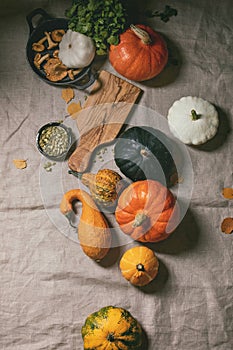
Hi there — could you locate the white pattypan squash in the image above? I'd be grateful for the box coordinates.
[58,29,96,68]
[167,96,219,145]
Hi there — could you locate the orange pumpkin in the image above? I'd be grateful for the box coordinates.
[115,180,179,243]
[120,246,159,286]
[109,24,168,81]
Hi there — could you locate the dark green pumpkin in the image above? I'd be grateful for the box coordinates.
[114,126,177,186]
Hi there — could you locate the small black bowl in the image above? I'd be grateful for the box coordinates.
[36,122,73,161]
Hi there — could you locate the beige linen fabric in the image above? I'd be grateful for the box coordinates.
[0,0,232,349]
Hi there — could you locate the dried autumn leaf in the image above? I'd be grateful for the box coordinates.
[221,217,233,234]
[61,87,75,104]
[170,173,184,186]
[13,159,27,169]
[67,101,82,119]
[222,187,233,200]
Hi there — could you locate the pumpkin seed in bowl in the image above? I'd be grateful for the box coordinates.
[36,122,72,161]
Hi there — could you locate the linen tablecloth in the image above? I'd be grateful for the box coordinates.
[0,0,232,349]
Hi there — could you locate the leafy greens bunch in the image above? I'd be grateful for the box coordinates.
[65,0,127,55]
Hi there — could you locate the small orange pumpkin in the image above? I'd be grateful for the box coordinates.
[120,246,159,286]
[115,180,179,243]
[109,24,168,81]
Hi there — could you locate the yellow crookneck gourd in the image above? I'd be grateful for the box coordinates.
[60,189,111,261]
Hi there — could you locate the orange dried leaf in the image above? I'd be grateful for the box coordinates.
[222,187,233,200]
[221,217,233,234]
[170,173,183,186]
[67,101,82,119]
[13,159,27,169]
[61,87,74,104]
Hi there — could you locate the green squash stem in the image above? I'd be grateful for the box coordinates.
[191,109,200,121]
[130,24,152,45]
[132,212,148,227]
[107,333,115,342]
[68,169,83,179]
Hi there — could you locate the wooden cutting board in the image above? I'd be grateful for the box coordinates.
[68,70,142,172]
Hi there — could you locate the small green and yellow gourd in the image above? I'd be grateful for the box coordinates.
[82,305,143,350]
[69,168,122,207]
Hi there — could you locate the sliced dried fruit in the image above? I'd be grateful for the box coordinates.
[53,50,59,58]
[13,159,27,169]
[222,188,233,200]
[51,29,65,42]
[67,101,82,119]
[61,87,75,104]
[44,58,68,82]
[221,217,233,234]
[67,69,81,80]
[32,36,47,52]
[44,31,58,49]
[33,53,50,69]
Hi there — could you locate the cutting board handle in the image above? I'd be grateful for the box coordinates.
[68,70,142,173]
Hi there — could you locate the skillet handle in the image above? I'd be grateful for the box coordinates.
[26,8,53,34]
[70,67,96,90]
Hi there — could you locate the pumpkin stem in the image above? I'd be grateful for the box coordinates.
[191,109,200,121]
[132,212,148,227]
[68,169,82,179]
[130,24,152,45]
[107,333,115,342]
[140,148,150,157]
[136,263,145,271]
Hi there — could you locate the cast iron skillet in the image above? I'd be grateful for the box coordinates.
[26,8,96,89]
